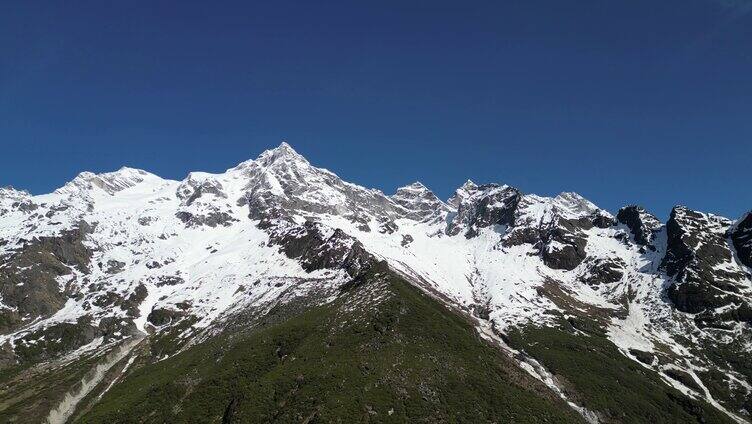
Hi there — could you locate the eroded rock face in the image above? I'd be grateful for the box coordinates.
[176,173,227,206]
[235,143,400,226]
[82,282,147,320]
[731,212,752,269]
[447,182,521,237]
[663,207,751,315]
[267,221,379,277]
[0,224,92,333]
[540,218,590,271]
[580,257,626,286]
[11,315,137,365]
[175,210,237,228]
[498,193,612,271]
[617,205,661,247]
[147,307,187,327]
[0,187,35,218]
[391,182,448,223]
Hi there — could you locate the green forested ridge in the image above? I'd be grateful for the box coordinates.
[0,349,104,422]
[78,273,583,423]
[2,270,741,423]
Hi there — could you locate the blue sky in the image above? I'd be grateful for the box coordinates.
[1,0,750,219]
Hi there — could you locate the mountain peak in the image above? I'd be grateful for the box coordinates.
[393,181,440,201]
[392,181,449,222]
[448,179,481,208]
[256,141,308,166]
[552,191,604,217]
[460,179,477,190]
[229,141,309,173]
[55,167,155,196]
[398,181,428,192]
[272,141,298,156]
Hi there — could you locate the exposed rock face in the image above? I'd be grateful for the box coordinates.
[102,259,125,274]
[174,174,237,228]
[540,218,591,271]
[391,182,448,223]
[235,143,399,224]
[176,173,227,206]
[500,193,612,271]
[266,221,378,277]
[0,224,92,333]
[731,212,752,269]
[0,187,35,217]
[175,210,237,228]
[617,205,662,246]
[447,182,520,237]
[83,282,148,320]
[147,307,187,327]
[447,186,615,270]
[663,207,751,315]
[580,257,626,286]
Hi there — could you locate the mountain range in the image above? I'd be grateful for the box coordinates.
[1,142,750,423]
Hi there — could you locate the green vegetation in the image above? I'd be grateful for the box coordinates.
[13,320,97,364]
[694,338,752,413]
[507,323,734,424]
[79,273,583,423]
[0,351,102,423]
[147,315,199,359]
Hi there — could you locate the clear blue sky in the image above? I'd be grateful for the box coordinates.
[1,0,750,219]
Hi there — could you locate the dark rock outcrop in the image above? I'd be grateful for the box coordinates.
[147,307,187,327]
[0,224,92,333]
[731,212,752,269]
[663,207,750,315]
[541,218,590,271]
[447,183,521,237]
[617,205,661,246]
[176,210,237,228]
[629,348,655,365]
[499,193,611,271]
[580,257,625,286]
[176,174,227,206]
[13,318,99,364]
[267,221,378,277]
[392,182,449,223]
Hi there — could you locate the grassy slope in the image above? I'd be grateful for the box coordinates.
[695,338,752,413]
[0,351,102,422]
[507,324,735,424]
[79,273,583,423]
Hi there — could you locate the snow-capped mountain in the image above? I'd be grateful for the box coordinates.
[1,142,750,423]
